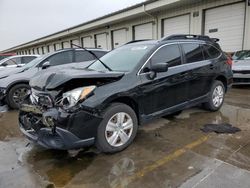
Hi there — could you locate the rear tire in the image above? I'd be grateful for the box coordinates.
[6,84,30,109]
[203,80,225,111]
[96,103,138,153]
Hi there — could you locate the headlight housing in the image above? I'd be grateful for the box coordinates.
[61,86,96,109]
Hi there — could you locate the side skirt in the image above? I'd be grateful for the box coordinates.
[140,94,209,124]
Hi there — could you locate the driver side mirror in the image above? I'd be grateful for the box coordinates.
[42,61,50,69]
[150,63,169,73]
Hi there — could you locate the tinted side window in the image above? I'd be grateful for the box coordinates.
[93,51,107,58]
[75,51,95,62]
[182,43,204,63]
[203,44,221,60]
[22,56,36,64]
[2,57,22,66]
[46,51,73,66]
[151,44,181,67]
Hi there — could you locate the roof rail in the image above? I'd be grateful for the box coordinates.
[125,39,152,44]
[161,34,219,43]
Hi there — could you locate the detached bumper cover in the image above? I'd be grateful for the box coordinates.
[19,123,95,150]
[19,104,102,150]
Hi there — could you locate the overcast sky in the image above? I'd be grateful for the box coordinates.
[0,0,145,51]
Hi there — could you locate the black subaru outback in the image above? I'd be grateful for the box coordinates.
[19,35,233,153]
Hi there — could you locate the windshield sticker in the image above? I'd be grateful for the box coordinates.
[131,46,148,51]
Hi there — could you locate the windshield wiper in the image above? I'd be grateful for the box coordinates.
[70,43,112,71]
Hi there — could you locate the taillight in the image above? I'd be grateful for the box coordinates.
[226,57,232,68]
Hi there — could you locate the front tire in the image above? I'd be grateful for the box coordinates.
[96,103,138,153]
[6,84,30,109]
[203,80,225,111]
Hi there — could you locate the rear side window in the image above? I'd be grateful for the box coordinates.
[46,50,73,66]
[151,44,182,67]
[2,57,22,66]
[75,51,95,62]
[93,51,107,58]
[203,44,221,60]
[22,56,36,64]
[182,43,204,63]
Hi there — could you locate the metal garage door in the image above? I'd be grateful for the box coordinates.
[81,36,93,48]
[163,14,190,37]
[95,33,108,49]
[42,46,46,54]
[62,41,70,49]
[54,43,61,51]
[38,47,43,54]
[49,45,54,52]
[112,29,127,48]
[205,3,245,52]
[71,39,80,48]
[134,23,153,40]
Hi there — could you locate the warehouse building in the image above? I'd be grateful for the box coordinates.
[2,0,250,54]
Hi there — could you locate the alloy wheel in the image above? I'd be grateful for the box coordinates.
[105,112,134,147]
[12,87,29,105]
[212,85,224,107]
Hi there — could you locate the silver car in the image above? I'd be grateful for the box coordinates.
[0,55,39,68]
[232,50,250,85]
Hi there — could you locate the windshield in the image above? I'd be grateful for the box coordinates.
[88,44,154,72]
[232,50,250,60]
[22,55,44,69]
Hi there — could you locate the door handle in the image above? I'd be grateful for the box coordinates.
[210,64,215,69]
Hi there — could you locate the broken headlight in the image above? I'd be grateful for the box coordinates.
[61,86,96,109]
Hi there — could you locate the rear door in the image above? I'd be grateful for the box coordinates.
[180,43,214,100]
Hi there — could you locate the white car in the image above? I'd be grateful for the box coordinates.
[0,55,39,68]
[232,50,250,85]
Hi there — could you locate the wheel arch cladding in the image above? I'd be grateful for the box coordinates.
[215,75,227,92]
[7,81,30,93]
[109,96,141,125]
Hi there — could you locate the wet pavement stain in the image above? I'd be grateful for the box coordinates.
[1,87,250,187]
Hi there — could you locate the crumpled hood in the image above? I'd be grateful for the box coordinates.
[30,67,125,90]
[0,67,24,79]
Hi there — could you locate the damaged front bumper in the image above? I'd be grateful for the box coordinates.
[19,104,102,150]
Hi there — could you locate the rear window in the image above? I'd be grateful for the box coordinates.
[46,50,73,66]
[202,44,221,60]
[93,51,107,58]
[182,43,204,63]
[22,56,37,64]
[75,51,95,62]
[2,57,22,66]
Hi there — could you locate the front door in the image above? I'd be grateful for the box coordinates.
[138,44,189,116]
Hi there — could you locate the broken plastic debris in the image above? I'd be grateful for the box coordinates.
[201,123,241,134]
